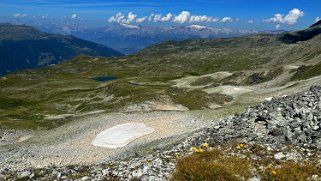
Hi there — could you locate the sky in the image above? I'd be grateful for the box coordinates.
[0,0,320,30]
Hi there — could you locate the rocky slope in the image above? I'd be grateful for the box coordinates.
[2,85,321,180]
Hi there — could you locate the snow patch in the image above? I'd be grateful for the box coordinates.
[188,25,209,30]
[92,123,154,148]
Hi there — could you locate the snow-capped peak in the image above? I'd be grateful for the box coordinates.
[188,25,210,30]
[119,23,140,29]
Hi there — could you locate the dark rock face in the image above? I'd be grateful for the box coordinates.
[279,21,321,43]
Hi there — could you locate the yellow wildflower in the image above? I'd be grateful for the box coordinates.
[271,170,277,175]
[267,164,273,169]
[202,143,208,148]
[197,148,203,153]
[191,147,198,152]
[236,143,247,149]
[175,154,179,159]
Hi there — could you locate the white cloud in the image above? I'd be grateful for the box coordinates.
[266,8,304,25]
[221,17,233,23]
[13,13,27,18]
[148,14,154,21]
[316,17,321,22]
[161,13,173,22]
[108,12,125,23]
[147,13,173,22]
[248,20,254,24]
[153,14,162,22]
[108,11,237,24]
[127,12,137,23]
[136,16,147,23]
[173,11,225,23]
[108,12,138,24]
[173,11,191,23]
[190,15,218,23]
[71,14,80,19]
[284,8,305,24]
[275,24,281,29]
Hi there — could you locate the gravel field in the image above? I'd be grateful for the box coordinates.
[0,111,211,170]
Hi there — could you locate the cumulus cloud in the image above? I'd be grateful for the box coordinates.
[108,11,237,24]
[127,12,137,23]
[108,12,124,23]
[173,11,191,23]
[190,15,218,23]
[71,14,80,19]
[248,20,254,24]
[316,17,321,22]
[147,13,173,22]
[152,14,162,22]
[108,12,138,24]
[266,8,304,25]
[221,17,234,23]
[161,13,173,22]
[13,13,27,18]
[173,11,223,23]
[148,14,154,21]
[275,24,281,29]
[136,16,147,23]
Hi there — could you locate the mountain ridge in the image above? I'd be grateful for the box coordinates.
[0,23,124,75]
[29,22,259,54]
[279,20,321,43]
[0,21,321,130]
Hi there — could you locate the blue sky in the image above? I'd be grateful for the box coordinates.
[0,0,320,30]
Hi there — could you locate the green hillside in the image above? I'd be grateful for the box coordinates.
[0,22,321,129]
[0,23,124,75]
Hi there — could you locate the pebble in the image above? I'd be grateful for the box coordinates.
[274,152,286,160]
[81,176,91,181]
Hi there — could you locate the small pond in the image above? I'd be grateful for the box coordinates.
[91,76,118,82]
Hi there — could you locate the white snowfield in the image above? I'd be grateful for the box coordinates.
[92,123,155,148]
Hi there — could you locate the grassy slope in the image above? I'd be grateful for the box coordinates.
[1,28,321,129]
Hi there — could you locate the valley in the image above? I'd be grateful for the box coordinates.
[1,22,321,130]
[1,21,321,180]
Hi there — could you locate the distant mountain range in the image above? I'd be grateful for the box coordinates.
[31,22,261,54]
[0,23,123,75]
[0,20,320,130]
